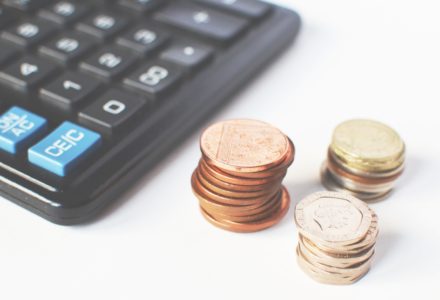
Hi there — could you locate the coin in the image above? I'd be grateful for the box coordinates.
[192,119,295,233]
[200,119,290,173]
[330,119,405,172]
[200,187,291,233]
[320,164,392,202]
[294,191,378,285]
[294,191,373,245]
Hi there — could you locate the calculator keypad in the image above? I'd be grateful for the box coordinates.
[0,0,245,177]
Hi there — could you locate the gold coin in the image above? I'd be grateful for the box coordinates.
[330,119,405,172]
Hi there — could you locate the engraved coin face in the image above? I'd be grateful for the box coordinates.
[330,119,404,171]
[295,192,373,244]
[200,119,289,172]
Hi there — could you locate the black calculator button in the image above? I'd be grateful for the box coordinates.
[124,60,182,99]
[3,0,51,12]
[155,2,248,42]
[80,46,137,80]
[117,0,162,13]
[78,88,146,136]
[0,42,18,66]
[0,7,18,29]
[38,1,91,26]
[1,18,58,48]
[116,24,169,56]
[194,0,271,19]
[0,56,58,92]
[161,41,213,71]
[76,12,129,40]
[39,32,96,65]
[40,72,102,113]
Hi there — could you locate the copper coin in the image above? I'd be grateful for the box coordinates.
[196,189,281,217]
[206,194,283,223]
[191,171,278,206]
[327,150,404,184]
[200,119,291,173]
[212,138,295,179]
[201,158,287,186]
[199,186,291,233]
[199,159,284,192]
[196,168,281,199]
[320,164,392,202]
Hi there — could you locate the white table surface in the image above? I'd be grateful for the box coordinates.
[1,1,439,299]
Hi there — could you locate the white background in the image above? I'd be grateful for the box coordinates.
[1,0,440,299]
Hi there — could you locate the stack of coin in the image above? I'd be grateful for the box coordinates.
[294,192,379,285]
[321,119,405,201]
[191,119,295,233]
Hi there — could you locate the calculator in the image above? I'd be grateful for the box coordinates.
[0,0,301,224]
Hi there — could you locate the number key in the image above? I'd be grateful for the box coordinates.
[116,24,169,56]
[80,46,137,80]
[39,1,91,26]
[1,18,58,48]
[40,72,102,113]
[79,88,146,136]
[76,12,129,40]
[123,60,182,99]
[39,32,96,65]
[0,56,58,92]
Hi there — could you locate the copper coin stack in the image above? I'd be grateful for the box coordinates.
[294,192,379,285]
[321,119,406,201]
[191,119,295,233]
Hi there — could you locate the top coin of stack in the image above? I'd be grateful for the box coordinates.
[191,119,295,233]
[321,119,405,201]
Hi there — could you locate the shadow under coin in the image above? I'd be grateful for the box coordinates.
[373,231,402,267]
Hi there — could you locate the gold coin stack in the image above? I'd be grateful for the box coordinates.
[321,119,405,201]
[191,119,295,233]
[294,192,379,285]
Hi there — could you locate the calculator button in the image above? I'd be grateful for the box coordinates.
[80,46,137,80]
[155,2,248,42]
[117,0,162,13]
[79,88,146,136]
[0,42,18,66]
[194,0,271,19]
[0,7,18,29]
[40,72,102,113]
[76,12,129,40]
[0,56,58,92]
[28,121,102,177]
[123,60,182,99]
[39,32,96,65]
[3,0,51,12]
[161,41,213,70]
[116,24,169,56]
[0,106,47,154]
[1,18,58,48]
[38,1,91,26]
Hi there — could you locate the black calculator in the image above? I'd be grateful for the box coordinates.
[0,0,301,224]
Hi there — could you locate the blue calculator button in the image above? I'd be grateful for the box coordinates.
[0,106,47,154]
[28,121,101,177]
